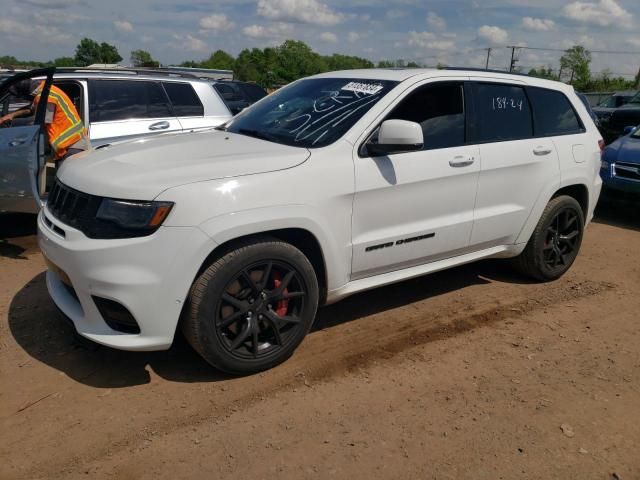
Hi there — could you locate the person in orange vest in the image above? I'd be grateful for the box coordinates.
[0,79,90,162]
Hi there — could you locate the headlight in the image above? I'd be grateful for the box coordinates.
[96,199,173,230]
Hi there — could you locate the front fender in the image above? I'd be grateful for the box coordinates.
[197,205,350,292]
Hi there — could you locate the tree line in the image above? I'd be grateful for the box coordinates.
[1,37,638,92]
[527,45,639,91]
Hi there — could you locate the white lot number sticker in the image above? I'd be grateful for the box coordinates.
[341,81,384,95]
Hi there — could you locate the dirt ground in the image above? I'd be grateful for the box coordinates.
[0,194,639,480]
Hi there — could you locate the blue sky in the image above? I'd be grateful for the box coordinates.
[1,0,639,77]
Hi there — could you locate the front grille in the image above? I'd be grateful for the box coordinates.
[47,180,102,233]
[614,162,640,182]
[46,180,158,239]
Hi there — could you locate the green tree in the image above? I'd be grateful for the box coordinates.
[130,49,158,67]
[201,50,235,70]
[527,66,555,80]
[377,60,394,68]
[323,53,373,70]
[74,38,122,66]
[272,40,326,83]
[53,57,76,67]
[560,45,591,90]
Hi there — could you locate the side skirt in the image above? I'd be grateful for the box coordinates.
[325,244,524,305]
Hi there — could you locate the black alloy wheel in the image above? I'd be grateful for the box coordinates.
[215,260,307,360]
[182,239,319,374]
[513,195,585,281]
[542,207,581,269]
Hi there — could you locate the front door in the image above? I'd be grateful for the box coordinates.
[0,68,53,213]
[351,80,480,279]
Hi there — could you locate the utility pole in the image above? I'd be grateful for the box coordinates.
[506,46,520,72]
[635,64,640,89]
[558,65,563,82]
[484,47,492,70]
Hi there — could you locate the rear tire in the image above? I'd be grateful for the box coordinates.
[182,238,319,375]
[513,195,584,281]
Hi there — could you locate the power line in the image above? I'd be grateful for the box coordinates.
[507,46,640,55]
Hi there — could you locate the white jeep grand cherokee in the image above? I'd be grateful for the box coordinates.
[38,69,603,374]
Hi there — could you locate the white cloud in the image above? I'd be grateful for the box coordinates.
[257,0,342,26]
[199,13,235,31]
[386,9,406,19]
[0,17,72,44]
[114,19,133,33]
[242,22,293,39]
[426,12,446,30]
[522,16,555,31]
[477,25,508,44]
[348,31,367,42]
[172,34,207,52]
[626,38,640,47]
[320,31,337,43]
[563,0,632,28]
[408,31,456,51]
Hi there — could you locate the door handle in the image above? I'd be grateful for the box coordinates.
[449,155,475,167]
[148,121,170,131]
[8,137,28,147]
[533,146,552,156]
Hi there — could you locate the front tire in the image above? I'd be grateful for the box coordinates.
[513,195,585,281]
[182,239,319,375]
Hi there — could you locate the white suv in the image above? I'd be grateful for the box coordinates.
[38,69,603,374]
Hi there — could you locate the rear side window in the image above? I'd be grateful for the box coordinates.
[88,80,172,122]
[527,87,584,136]
[473,83,532,142]
[239,83,267,103]
[163,82,204,117]
[386,82,465,150]
[214,83,242,101]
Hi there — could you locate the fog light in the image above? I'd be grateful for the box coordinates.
[92,296,140,334]
[601,160,610,170]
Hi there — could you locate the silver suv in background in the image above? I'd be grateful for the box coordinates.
[0,67,232,213]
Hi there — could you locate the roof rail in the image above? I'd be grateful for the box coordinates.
[443,67,532,78]
[54,67,200,79]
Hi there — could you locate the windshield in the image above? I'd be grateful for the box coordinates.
[599,96,617,108]
[224,78,398,148]
[629,92,640,104]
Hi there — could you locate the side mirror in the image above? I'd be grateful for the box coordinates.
[623,125,638,135]
[366,119,423,156]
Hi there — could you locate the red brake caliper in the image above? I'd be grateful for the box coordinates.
[272,271,289,316]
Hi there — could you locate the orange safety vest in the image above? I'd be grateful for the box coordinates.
[33,82,87,160]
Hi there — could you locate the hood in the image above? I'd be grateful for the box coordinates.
[605,134,640,164]
[58,130,310,199]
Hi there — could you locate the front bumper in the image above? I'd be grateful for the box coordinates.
[38,207,216,351]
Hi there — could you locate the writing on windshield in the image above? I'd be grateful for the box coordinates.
[225,78,398,148]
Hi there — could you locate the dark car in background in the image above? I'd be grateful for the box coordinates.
[601,125,640,194]
[211,80,267,114]
[593,90,636,130]
[600,91,640,144]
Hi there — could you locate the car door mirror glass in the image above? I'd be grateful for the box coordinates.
[366,119,423,156]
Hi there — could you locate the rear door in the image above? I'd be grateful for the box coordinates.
[0,68,53,213]
[468,80,559,247]
[87,79,181,146]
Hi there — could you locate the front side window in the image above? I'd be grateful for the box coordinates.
[386,82,465,150]
[527,87,583,136]
[473,83,532,142]
[628,92,640,105]
[223,78,398,148]
[88,80,172,122]
[163,82,203,117]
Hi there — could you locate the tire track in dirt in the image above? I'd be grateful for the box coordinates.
[28,277,614,479]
